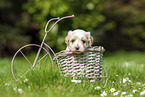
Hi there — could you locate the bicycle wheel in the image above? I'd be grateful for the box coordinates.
[11,44,53,81]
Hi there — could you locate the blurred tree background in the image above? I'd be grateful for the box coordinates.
[0,0,145,57]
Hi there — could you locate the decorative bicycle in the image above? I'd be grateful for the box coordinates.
[11,15,74,81]
[11,15,108,87]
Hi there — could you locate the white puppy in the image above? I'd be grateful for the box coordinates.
[65,29,93,53]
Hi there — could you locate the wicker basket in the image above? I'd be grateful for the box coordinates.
[54,46,107,80]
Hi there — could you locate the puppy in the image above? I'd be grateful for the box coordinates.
[65,29,93,53]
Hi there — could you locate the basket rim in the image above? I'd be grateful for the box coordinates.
[55,46,105,56]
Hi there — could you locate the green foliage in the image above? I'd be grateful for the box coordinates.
[1,0,145,57]
[0,0,31,57]
[23,0,105,51]
[23,0,145,51]
[103,0,145,50]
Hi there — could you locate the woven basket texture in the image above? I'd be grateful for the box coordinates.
[54,46,105,79]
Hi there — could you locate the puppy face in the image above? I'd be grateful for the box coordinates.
[65,29,93,53]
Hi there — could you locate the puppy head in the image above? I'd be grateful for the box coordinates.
[65,29,93,53]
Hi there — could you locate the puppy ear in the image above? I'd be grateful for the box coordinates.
[86,32,93,46]
[89,36,93,46]
[65,30,72,46]
[65,36,69,46]
[68,30,73,35]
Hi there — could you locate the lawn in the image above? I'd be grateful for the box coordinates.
[0,51,145,97]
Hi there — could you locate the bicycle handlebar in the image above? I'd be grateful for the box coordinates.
[45,15,74,33]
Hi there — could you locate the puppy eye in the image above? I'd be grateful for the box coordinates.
[71,39,75,43]
[82,40,86,43]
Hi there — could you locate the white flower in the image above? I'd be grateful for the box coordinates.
[128,80,132,83]
[140,90,145,95]
[13,87,17,91]
[94,86,101,90]
[117,90,120,92]
[140,92,144,95]
[100,91,107,97]
[76,80,81,83]
[18,88,23,94]
[132,90,137,93]
[126,77,129,80]
[112,81,115,84]
[136,82,141,85]
[24,79,28,82]
[71,80,76,83]
[110,88,116,92]
[90,80,95,82]
[127,94,133,97]
[142,84,145,86]
[123,78,127,83]
[113,91,119,96]
[5,83,10,86]
[121,92,127,95]
[71,80,81,83]
[122,78,132,83]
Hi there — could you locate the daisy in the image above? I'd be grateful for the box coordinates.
[127,94,133,97]
[113,91,119,96]
[71,80,81,83]
[112,81,115,84]
[117,90,120,93]
[100,91,107,97]
[136,82,141,85]
[122,78,127,83]
[76,80,81,83]
[94,86,101,90]
[110,88,116,92]
[126,77,129,80]
[24,79,28,83]
[18,88,23,94]
[128,80,132,83]
[13,87,17,91]
[132,90,137,93]
[71,80,77,83]
[142,84,145,86]
[121,92,127,95]
[90,80,95,82]
[5,83,10,86]
[140,90,145,96]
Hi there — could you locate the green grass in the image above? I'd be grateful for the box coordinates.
[0,51,145,97]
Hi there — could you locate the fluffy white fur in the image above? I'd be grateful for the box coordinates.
[65,29,93,53]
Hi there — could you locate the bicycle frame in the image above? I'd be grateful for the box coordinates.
[11,15,74,81]
[32,15,74,68]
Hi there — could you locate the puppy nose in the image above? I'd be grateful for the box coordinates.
[75,46,79,50]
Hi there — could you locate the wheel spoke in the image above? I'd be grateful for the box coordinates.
[16,67,33,81]
[37,53,48,63]
[20,50,32,66]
